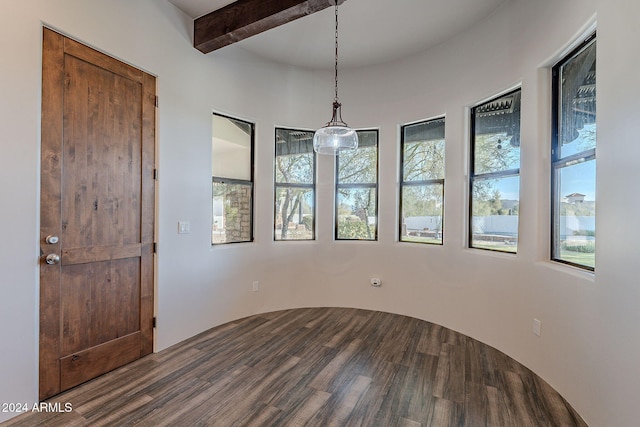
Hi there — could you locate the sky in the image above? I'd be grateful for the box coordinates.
[496,124,596,202]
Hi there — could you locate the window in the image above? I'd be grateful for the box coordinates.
[274,128,316,240]
[552,34,596,270]
[470,89,521,253]
[336,130,379,240]
[211,113,254,244]
[400,118,445,244]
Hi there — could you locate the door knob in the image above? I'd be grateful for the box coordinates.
[45,254,60,265]
[45,235,59,244]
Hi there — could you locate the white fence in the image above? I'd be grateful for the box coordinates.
[471,216,518,236]
[404,216,442,231]
[406,215,595,239]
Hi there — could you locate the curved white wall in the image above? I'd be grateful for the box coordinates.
[1,0,639,425]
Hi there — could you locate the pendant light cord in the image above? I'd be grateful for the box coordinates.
[334,0,339,103]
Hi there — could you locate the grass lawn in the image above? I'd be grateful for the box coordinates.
[401,236,595,268]
[558,249,595,268]
[471,241,517,253]
[402,235,442,244]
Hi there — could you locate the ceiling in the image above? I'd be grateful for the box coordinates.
[168,0,509,69]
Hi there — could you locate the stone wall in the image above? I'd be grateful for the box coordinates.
[224,184,252,242]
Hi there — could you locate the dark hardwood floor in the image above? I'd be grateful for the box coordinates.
[4,307,586,426]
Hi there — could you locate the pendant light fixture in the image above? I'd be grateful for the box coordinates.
[313,0,358,155]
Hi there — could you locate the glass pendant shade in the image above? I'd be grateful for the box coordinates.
[313,126,358,155]
[313,101,358,155]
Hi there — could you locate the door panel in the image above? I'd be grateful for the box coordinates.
[60,259,141,354]
[40,28,155,400]
[62,54,142,248]
[59,332,141,391]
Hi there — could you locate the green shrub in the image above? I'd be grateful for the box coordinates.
[573,229,595,237]
[562,241,595,253]
[302,215,314,231]
[337,217,371,240]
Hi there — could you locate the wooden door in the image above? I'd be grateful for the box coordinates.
[39,28,155,400]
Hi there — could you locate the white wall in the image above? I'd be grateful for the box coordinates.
[0,0,315,422]
[1,0,639,425]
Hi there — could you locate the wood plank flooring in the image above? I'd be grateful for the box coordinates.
[3,307,587,426]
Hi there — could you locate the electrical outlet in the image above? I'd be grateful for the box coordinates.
[178,221,191,234]
[252,281,260,292]
[533,318,541,336]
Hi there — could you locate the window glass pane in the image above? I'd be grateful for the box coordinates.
[473,91,521,175]
[212,114,252,180]
[552,35,596,270]
[338,131,377,184]
[558,41,596,159]
[337,187,377,240]
[403,120,445,181]
[554,160,595,268]
[559,123,596,159]
[403,140,445,181]
[212,113,253,245]
[275,128,315,241]
[336,130,378,241]
[275,153,314,184]
[275,129,314,184]
[275,187,314,240]
[212,181,252,244]
[471,176,519,252]
[473,133,520,175]
[401,118,445,245]
[401,184,443,244]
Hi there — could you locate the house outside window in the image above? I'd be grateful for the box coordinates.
[551,34,596,270]
[212,113,254,244]
[470,89,521,253]
[335,130,379,240]
[400,118,445,244]
[274,128,316,240]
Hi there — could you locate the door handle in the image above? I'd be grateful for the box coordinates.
[45,254,60,265]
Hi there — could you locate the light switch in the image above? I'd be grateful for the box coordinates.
[533,318,541,337]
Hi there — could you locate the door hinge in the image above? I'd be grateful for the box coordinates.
[155,96,158,108]
[153,242,158,253]
[152,317,157,328]
[153,169,158,180]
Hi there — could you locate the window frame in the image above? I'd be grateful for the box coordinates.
[211,112,255,245]
[550,32,597,271]
[469,87,522,253]
[335,129,380,241]
[399,117,446,245]
[273,127,317,241]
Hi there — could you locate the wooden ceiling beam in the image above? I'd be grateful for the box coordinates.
[194,0,341,54]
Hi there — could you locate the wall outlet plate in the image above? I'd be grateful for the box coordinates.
[178,221,191,234]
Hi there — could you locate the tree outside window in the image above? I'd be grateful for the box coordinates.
[400,118,445,244]
[336,130,379,241]
[274,128,316,241]
[470,89,521,253]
